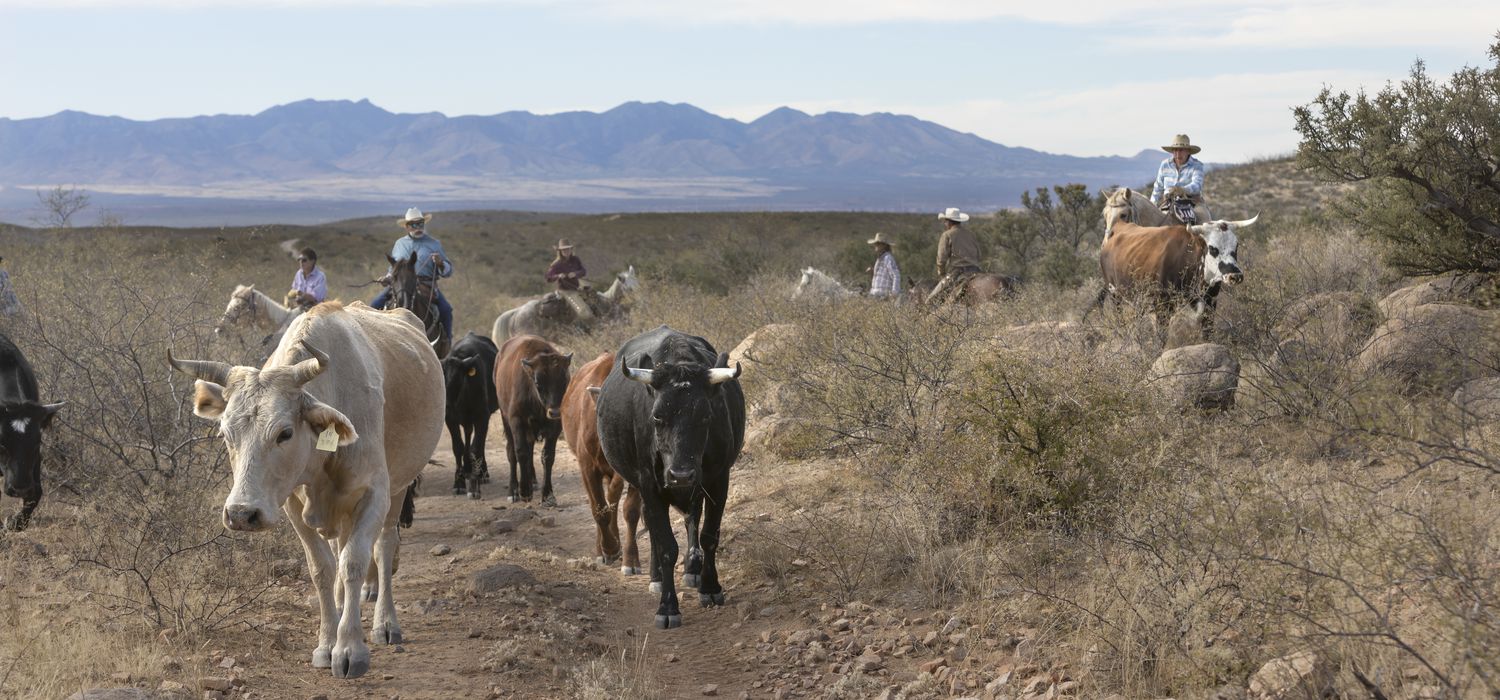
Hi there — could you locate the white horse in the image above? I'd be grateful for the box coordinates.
[214,284,302,342]
[1102,187,1213,241]
[596,265,639,318]
[792,267,856,302]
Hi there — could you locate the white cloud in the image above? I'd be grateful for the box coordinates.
[711,69,1396,162]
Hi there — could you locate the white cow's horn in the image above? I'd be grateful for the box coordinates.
[166,349,231,386]
[291,340,331,386]
[1229,214,1259,228]
[708,363,742,385]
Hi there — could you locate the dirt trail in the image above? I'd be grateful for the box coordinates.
[239,430,798,700]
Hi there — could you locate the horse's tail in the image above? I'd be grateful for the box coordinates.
[399,477,419,528]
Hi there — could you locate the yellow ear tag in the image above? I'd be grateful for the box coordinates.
[316,426,339,452]
[467,367,478,377]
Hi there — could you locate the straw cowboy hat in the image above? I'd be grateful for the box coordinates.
[938,207,970,223]
[866,232,894,246]
[1162,134,1201,154]
[554,238,576,251]
[398,207,433,225]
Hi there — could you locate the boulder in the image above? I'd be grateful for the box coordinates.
[1452,377,1500,423]
[1248,650,1332,700]
[1149,343,1240,411]
[1274,291,1382,360]
[744,416,813,460]
[465,564,536,595]
[728,324,798,369]
[1354,303,1500,394]
[1379,273,1496,319]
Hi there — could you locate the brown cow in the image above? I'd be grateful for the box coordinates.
[1088,216,1257,333]
[561,352,643,573]
[493,335,573,504]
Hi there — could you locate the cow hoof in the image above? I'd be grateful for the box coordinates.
[361,584,378,603]
[682,573,701,590]
[542,494,558,507]
[331,644,370,679]
[374,626,402,645]
[621,566,640,576]
[649,581,662,594]
[468,491,481,501]
[700,592,726,607]
[452,487,465,496]
[654,614,682,629]
[3,514,27,532]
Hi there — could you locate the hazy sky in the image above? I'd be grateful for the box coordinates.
[2,0,1495,161]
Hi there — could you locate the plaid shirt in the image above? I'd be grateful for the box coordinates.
[870,251,901,298]
[1150,155,1205,203]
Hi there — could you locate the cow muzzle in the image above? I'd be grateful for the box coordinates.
[1224,272,1244,285]
[546,407,562,420]
[224,504,270,532]
[664,465,698,487]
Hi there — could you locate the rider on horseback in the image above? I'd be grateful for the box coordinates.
[371,207,454,346]
[1150,134,1210,225]
[925,207,983,305]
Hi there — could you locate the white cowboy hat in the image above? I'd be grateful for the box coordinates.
[398,207,433,224]
[1162,134,1202,154]
[866,232,894,246]
[938,207,970,223]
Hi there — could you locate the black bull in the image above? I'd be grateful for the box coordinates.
[443,332,499,499]
[596,325,745,629]
[0,332,64,531]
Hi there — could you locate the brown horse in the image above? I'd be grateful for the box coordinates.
[908,273,1019,307]
[561,352,643,573]
[387,252,450,358]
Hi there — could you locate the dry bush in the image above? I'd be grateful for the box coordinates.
[567,635,662,700]
[0,234,298,695]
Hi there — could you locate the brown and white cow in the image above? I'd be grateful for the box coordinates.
[169,302,444,679]
[1090,215,1257,333]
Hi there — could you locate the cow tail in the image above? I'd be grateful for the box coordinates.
[400,477,420,528]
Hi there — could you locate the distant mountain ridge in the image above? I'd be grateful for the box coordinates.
[0,99,1159,184]
[0,99,1167,223]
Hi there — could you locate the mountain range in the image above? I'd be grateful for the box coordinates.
[0,99,1166,224]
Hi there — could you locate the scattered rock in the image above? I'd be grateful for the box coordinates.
[702,684,719,696]
[199,678,233,692]
[159,680,188,693]
[919,657,947,674]
[854,651,884,673]
[109,672,133,684]
[1248,650,1331,700]
[538,515,556,527]
[921,630,939,646]
[466,564,536,595]
[1149,343,1240,411]
[754,512,773,522]
[429,544,452,556]
[217,657,236,669]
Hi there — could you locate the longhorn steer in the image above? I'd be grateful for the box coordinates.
[596,325,745,629]
[170,302,444,679]
[1090,216,1257,334]
[0,332,64,531]
[443,332,499,498]
[493,335,572,504]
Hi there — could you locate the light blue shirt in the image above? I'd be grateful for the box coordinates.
[387,233,454,279]
[1150,155,1205,204]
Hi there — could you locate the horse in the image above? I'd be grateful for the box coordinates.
[792,267,856,302]
[386,252,450,358]
[491,291,579,345]
[592,265,640,320]
[908,273,1018,307]
[1102,187,1213,240]
[214,284,303,355]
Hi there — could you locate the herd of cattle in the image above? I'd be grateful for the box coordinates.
[0,197,1257,680]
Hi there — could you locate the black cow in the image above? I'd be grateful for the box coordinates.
[596,325,745,629]
[0,332,63,531]
[443,332,499,499]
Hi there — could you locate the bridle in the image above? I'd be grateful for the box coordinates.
[220,289,260,330]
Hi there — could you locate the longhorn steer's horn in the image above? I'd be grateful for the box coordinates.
[166,349,232,386]
[1228,214,1260,228]
[708,362,742,385]
[290,340,330,386]
[624,354,655,384]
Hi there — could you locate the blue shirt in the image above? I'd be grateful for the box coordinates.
[387,233,454,279]
[1150,155,1205,204]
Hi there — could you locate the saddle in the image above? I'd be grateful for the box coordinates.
[1160,187,1201,225]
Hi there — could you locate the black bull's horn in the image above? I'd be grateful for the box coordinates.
[166,348,232,386]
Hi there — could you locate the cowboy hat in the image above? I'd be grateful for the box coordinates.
[554,238,576,250]
[398,207,433,224]
[866,232,894,246]
[1161,134,1201,154]
[938,207,970,223]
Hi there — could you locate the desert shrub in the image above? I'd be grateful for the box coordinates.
[1,234,295,635]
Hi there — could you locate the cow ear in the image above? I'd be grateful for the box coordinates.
[303,399,358,446]
[39,402,64,429]
[193,381,227,419]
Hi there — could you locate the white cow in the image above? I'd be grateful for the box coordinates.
[170,301,444,679]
